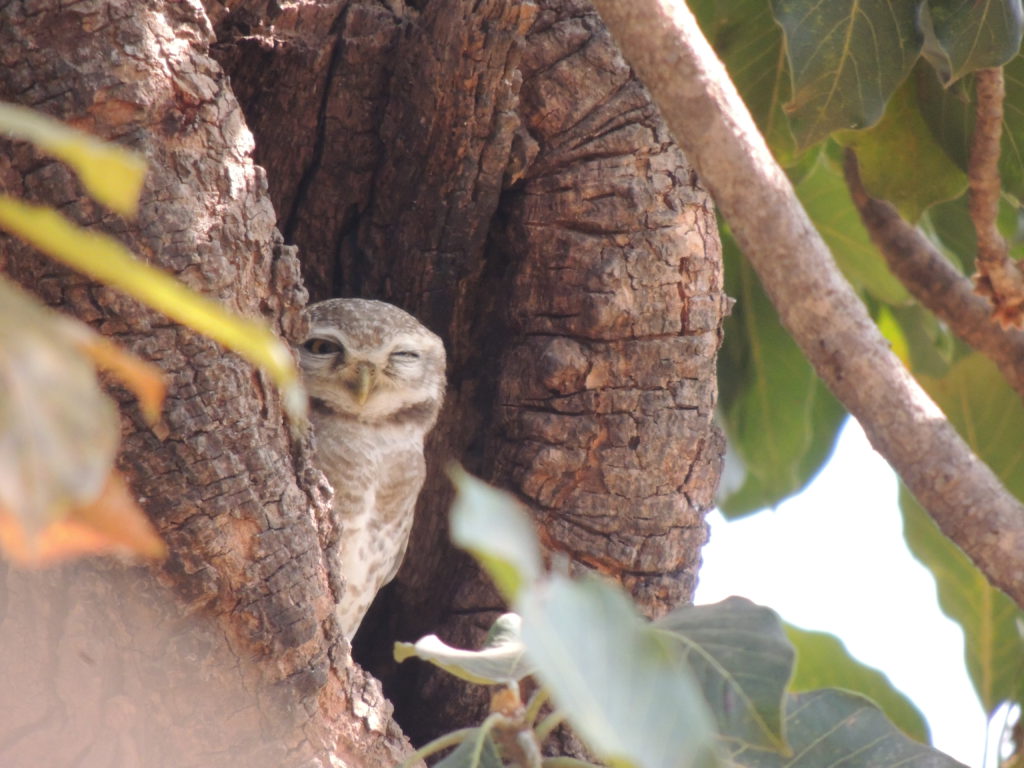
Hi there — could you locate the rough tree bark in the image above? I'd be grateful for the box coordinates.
[0,0,725,763]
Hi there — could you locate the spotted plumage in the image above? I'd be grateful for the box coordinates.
[298,298,446,639]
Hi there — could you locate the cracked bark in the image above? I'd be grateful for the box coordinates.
[0,0,725,762]
[215,0,725,746]
[0,2,406,766]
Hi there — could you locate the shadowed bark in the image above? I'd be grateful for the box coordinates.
[214,0,726,747]
[0,0,725,762]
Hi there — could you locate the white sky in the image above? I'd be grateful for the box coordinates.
[695,419,994,767]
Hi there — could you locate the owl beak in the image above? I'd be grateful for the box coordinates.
[354,362,376,405]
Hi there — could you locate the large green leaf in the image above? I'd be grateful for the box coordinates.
[519,575,721,768]
[726,690,966,766]
[655,597,793,752]
[692,0,799,164]
[921,0,1024,85]
[784,623,929,744]
[394,613,534,685]
[1005,52,1024,202]
[905,353,1024,713]
[837,80,967,222]
[770,0,923,147]
[796,153,911,305]
[434,730,503,768]
[917,54,1024,202]
[718,232,846,517]
[718,240,818,515]
[449,467,542,601]
[924,189,1024,272]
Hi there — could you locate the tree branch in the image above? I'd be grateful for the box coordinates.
[969,67,1024,328]
[589,0,1024,607]
[843,150,1024,404]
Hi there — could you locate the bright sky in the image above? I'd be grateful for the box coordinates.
[694,419,994,767]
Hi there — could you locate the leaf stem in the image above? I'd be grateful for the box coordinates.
[395,727,476,768]
[524,687,550,726]
[534,711,566,744]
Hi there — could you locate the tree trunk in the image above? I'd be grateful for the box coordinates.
[0,0,726,764]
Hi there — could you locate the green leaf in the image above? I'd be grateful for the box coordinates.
[0,102,147,217]
[921,0,1024,85]
[654,597,793,752]
[783,623,930,744]
[905,353,1024,713]
[917,54,1024,203]
[692,0,799,164]
[0,278,119,529]
[718,232,846,517]
[770,0,923,147]
[519,575,721,768]
[1004,52,1024,202]
[449,466,543,601]
[434,730,504,768]
[796,152,910,305]
[394,613,534,685]
[880,303,956,378]
[837,80,967,221]
[0,196,306,422]
[726,690,966,766]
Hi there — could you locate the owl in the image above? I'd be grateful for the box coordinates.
[298,298,446,639]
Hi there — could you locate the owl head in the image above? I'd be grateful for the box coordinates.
[298,298,446,424]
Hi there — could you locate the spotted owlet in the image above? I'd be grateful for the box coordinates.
[298,298,446,639]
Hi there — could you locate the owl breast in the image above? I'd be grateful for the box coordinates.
[313,413,428,639]
[297,297,445,640]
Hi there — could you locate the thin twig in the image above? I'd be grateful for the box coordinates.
[843,150,1024,404]
[969,67,1024,328]
[588,0,1024,608]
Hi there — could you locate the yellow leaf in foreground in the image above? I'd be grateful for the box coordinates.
[0,101,147,217]
[0,472,166,566]
[0,196,306,422]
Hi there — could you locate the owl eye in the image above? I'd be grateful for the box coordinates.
[303,338,344,357]
[390,349,421,362]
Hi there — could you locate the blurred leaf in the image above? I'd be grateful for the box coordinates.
[879,303,956,378]
[904,353,1024,713]
[0,278,119,533]
[920,0,1024,86]
[0,195,306,422]
[926,189,1024,271]
[917,55,1024,202]
[0,471,165,565]
[784,623,929,743]
[0,101,146,217]
[837,80,967,222]
[1004,53,1024,202]
[434,730,503,768]
[520,575,721,768]
[726,690,966,766]
[655,597,793,752]
[395,613,534,685]
[692,0,799,164]
[449,466,542,601]
[797,153,911,305]
[770,0,922,147]
[66,325,166,427]
[718,233,846,517]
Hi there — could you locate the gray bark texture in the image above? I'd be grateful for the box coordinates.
[0,0,726,763]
